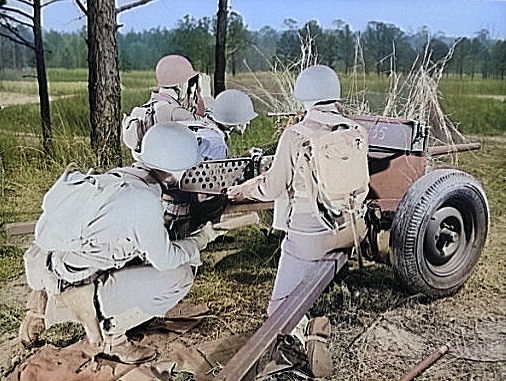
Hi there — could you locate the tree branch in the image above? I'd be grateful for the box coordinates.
[15,0,33,6]
[0,26,35,49]
[0,12,33,29]
[1,6,34,22]
[116,0,153,14]
[74,0,87,17]
[42,0,65,8]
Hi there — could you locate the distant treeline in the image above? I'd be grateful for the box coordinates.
[1,14,506,79]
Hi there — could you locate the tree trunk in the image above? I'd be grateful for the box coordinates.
[88,0,122,168]
[33,0,52,154]
[231,54,236,76]
[214,0,227,96]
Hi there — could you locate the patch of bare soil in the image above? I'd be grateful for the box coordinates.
[468,94,506,102]
[0,91,74,109]
[329,294,505,381]
[0,92,41,108]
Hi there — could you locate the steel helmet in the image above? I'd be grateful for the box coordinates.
[212,89,258,126]
[137,122,201,172]
[294,65,341,110]
[155,55,199,88]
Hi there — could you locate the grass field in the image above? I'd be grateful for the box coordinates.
[0,69,505,379]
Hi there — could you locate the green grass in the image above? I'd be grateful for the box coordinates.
[0,71,505,379]
[0,304,24,333]
[121,88,152,114]
[120,70,157,90]
[457,139,506,219]
[228,115,278,156]
[0,103,42,133]
[50,93,91,135]
[441,96,506,135]
[47,68,88,82]
[439,76,506,96]
[0,245,24,285]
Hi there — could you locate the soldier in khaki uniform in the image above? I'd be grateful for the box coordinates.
[19,123,225,364]
[228,65,368,377]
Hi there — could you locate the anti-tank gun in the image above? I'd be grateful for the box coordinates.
[179,113,488,380]
[180,113,487,299]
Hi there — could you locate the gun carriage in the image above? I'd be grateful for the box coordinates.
[179,114,488,380]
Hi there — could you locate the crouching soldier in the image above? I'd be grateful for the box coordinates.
[147,89,258,240]
[19,122,225,364]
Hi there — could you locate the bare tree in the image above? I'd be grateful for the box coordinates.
[214,0,227,95]
[75,0,152,168]
[0,0,53,153]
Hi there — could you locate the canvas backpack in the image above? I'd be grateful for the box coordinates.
[121,101,157,152]
[30,167,149,286]
[121,94,182,152]
[291,120,370,231]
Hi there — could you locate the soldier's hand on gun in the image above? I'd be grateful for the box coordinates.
[190,221,227,250]
[226,185,245,201]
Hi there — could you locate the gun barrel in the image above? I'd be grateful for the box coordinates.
[427,142,482,156]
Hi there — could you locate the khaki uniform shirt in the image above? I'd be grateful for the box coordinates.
[34,166,200,274]
[238,104,361,235]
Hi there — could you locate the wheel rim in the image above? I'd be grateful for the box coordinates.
[424,206,469,270]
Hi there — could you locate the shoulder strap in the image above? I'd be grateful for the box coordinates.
[286,123,316,207]
[107,166,154,186]
[151,93,190,122]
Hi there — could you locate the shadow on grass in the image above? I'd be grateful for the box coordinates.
[205,226,282,282]
[311,262,433,325]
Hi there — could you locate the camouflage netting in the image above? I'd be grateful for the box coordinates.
[378,42,471,149]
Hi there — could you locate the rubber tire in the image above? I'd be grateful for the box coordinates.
[390,168,489,297]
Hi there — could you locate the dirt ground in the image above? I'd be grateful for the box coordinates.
[0,220,504,381]
[0,91,52,108]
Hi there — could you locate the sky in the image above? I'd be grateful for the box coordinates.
[41,0,506,40]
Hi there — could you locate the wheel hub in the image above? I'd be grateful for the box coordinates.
[425,206,464,266]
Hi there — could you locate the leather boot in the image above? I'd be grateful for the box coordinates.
[102,334,157,364]
[59,283,103,347]
[19,289,48,348]
[306,316,333,378]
